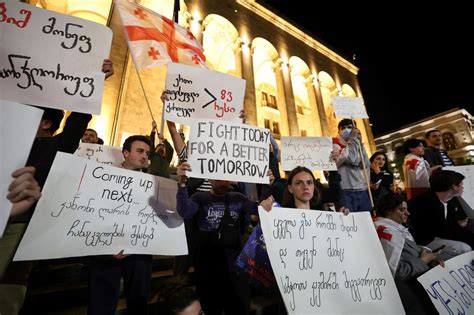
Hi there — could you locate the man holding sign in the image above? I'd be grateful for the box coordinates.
[88,135,153,315]
[333,119,371,213]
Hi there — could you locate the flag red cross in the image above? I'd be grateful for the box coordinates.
[376,225,393,241]
[405,159,419,171]
[125,16,205,63]
[148,47,160,60]
[134,8,147,20]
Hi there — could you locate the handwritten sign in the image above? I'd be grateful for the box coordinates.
[75,143,124,167]
[0,0,112,114]
[163,63,245,124]
[281,137,336,171]
[417,251,474,315]
[443,165,474,214]
[14,152,187,261]
[186,120,270,184]
[0,101,43,236]
[259,207,404,314]
[331,96,369,119]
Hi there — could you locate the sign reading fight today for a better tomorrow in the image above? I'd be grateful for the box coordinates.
[14,153,187,261]
[163,63,245,125]
[259,207,404,314]
[0,0,112,114]
[186,119,270,184]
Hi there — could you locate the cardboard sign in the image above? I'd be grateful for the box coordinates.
[332,96,369,119]
[14,152,187,260]
[186,120,270,184]
[259,207,404,314]
[164,63,245,124]
[417,251,474,315]
[75,143,124,167]
[0,101,43,236]
[0,0,112,114]
[281,137,337,171]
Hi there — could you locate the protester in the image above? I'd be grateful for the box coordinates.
[148,120,174,178]
[369,151,394,204]
[81,128,99,144]
[402,138,439,200]
[333,119,371,212]
[409,170,473,254]
[176,162,272,315]
[88,135,153,315]
[374,193,442,314]
[423,129,455,167]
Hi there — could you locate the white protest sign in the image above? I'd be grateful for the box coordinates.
[75,143,124,167]
[186,120,270,184]
[281,137,337,171]
[0,102,43,236]
[331,96,369,119]
[259,207,404,314]
[444,165,474,216]
[14,152,187,261]
[417,251,474,315]
[0,0,112,114]
[164,63,245,124]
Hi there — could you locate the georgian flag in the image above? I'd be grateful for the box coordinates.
[116,0,207,70]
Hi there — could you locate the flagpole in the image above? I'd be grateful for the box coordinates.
[351,117,374,209]
[135,68,159,134]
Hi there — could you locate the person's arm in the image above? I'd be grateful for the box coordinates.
[57,112,92,153]
[269,134,279,160]
[150,121,156,151]
[176,162,199,219]
[8,167,41,217]
[167,120,186,156]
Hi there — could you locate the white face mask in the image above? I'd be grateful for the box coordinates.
[339,128,352,140]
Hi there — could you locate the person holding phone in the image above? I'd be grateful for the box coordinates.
[369,152,394,205]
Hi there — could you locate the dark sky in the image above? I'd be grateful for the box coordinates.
[258,1,473,136]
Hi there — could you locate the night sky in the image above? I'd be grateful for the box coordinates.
[258,1,473,136]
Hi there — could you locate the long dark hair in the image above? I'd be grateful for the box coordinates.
[282,166,321,209]
[370,151,392,173]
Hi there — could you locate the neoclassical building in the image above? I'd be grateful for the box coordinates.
[29,0,376,156]
[375,108,474,165]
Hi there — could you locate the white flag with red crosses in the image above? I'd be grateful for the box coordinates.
[116,0,207,70]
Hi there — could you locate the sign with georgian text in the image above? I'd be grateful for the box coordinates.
[417,252,474,315]
[0,101,43,236]
[163,63,245,124]
[332,96,369,119]
[281,136,337,171]
[14,152,187,261]
[75,143,124,167]
[0,0,112,114]
[186,119,270,184]
[259,207,404,314]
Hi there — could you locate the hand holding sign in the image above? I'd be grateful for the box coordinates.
[163,63,245,124]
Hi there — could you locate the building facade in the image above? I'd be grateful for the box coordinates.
[29,0,376,155]
[375,108,474,166]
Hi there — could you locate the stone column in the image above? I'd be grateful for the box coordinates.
[240,44,257,126]
[281,63,300,136]
[305,74,323,136]
[312,80,331,137]
[273,59,290,136]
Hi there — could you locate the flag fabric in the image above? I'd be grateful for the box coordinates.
[116,0,207,70]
